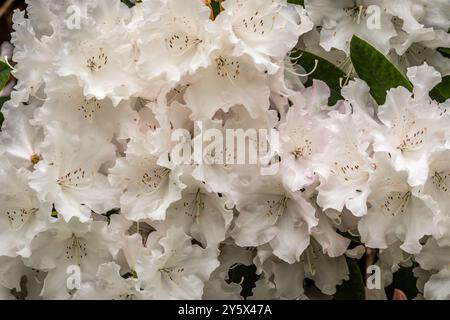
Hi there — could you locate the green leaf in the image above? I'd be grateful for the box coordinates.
[0,96,9,128]
[0,96,8,108]
[350,35,413,105]
[437,47,450,59]
[292,49,347,105]
[288,0,304,5]
[121,270,138,279]
[50,209,58,218]
[430,75,450,103]
[0,60,12,91]
[334,257,365,300]
[209,0,222,19]
[121,0,135,8]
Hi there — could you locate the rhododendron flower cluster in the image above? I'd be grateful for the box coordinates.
[0,0,449,300]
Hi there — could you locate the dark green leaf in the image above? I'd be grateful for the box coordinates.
[438,47,450,59]
[0,96,9,128]
[288,0,304,5]
[0,60,11,91]
[209,0,222,19]
[0,96,8,108]
[292,49,347,105]
[334,257,365,300]
[121,0,136,8]
[350,35,413,105]
[430,75,450,103]
[122,270,138,279]
[50,210,58,218]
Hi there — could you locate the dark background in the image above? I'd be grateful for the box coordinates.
[0,0,26,43]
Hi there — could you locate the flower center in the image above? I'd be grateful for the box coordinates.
[398,127,427,152]
[57,168,90,188]
[432,171,450,195]
[164,32,202,57]
[266,195,288,219]
[77,97,102,120]
[215,56,241,80]
[140,167,170,193]
[159,266,185,283]
[382,191,411,216]
[343,5,368,24]
[30,153,40,165]
[65,234,88,265]
[4,207,38,230]
[86,47,108,71]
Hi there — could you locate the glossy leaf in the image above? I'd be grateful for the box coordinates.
[437,47,450,59]
[430,75,450,103]
[0,96,9,128]
[0,60,11,91]
[350,35,412,105]
[334,257,365,300]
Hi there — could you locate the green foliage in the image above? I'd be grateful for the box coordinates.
[437,47,450,59]
[121,0,136,8]
[209,0,223,19]
[0,94,9,106]
[288,0,305,5]
[0,96,8,114]
[430,75,450,103]
[0,60,11,90]
[0,60,12,128]
[50,208,58,218]
[350,35,413,105]
[334,257,366,300]
[292,49,347,105]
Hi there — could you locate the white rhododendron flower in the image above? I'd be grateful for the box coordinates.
[230,175,318,263]
[316,108,375,217]
[305,0,397,54]
[414,238,450,300]
[29,124,120,222]
[219,0,313,73]
[0,162,51,257]
[0,0,449,301]
[137,0,218,82]
[24,217,120,299]
[135,227,219,299]
[372,64,449,187]
[109,138,185,221]
[358,153,438,254]
[183,48,271,120]
[0,98,44,169]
